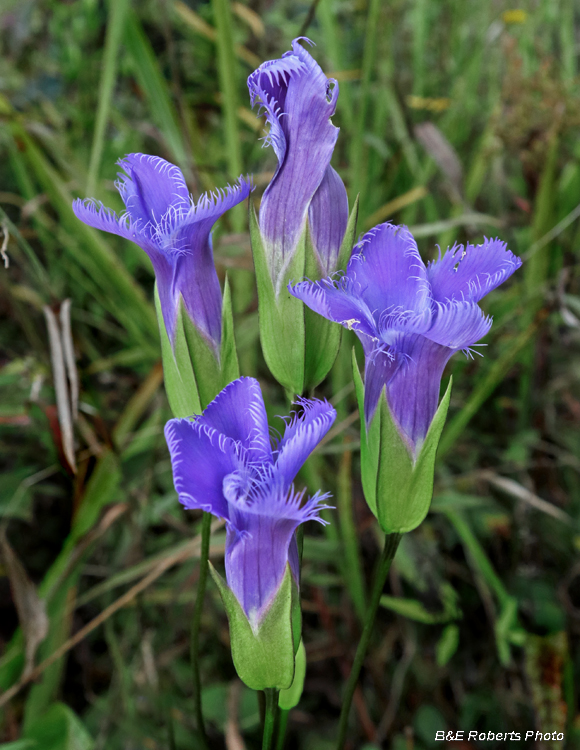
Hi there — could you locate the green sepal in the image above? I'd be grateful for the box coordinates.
[219,273,240,385]
[303,223,342,389]
[182,308,222,410]
[337,194,359,273]
[353,348,452,533]
[352,348,379,517]
[155,283,201,418]
[209,562,296,691]
[376,378,452,533]
[249,203,305,394]
[278,638,306,710]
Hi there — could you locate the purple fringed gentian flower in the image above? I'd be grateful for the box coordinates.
[249,38,348,291]
[290,222,522,456]
[164,377,336,627]
[73,153,252,353]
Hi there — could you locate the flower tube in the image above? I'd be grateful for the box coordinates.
[164,377,336,689]
[290,222,522,532]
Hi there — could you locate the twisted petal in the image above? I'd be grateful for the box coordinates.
[225,482,330,623]
[308,166,349,275]
[274,397,336,485]
[349,223,431,320]
[116,153,190,229]
[197,377,273,465]
[427,238,522,304]
[164,417,243,520]
[362,346,400,427]
[249,38,340,288]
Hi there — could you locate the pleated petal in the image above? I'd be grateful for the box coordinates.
[308,165,349,275]
[427,237,522,304]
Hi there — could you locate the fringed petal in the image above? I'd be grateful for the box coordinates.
[274,397,336,485]
[197,377,273,465]
[349,223,431,319]
[425,300,492,350]
[289,276,379,340]
[427,237,522,304]
[116,153,190,231]
[164,417,244,520]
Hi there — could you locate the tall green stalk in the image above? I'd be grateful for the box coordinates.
[262,689,279,750]
[86,0,131,196]
[190,511,212,749]
[336,533,402,750]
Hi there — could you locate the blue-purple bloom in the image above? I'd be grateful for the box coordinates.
[164,377,336,627]
[290,223,522,455]
[73,153,252,352]
[249,38,348,290]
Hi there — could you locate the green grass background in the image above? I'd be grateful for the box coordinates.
[0,0,579,748]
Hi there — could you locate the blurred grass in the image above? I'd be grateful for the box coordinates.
[0,0,579,748]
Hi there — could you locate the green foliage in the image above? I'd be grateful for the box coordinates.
[1,0,579,746]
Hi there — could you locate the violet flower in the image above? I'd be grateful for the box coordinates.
[290,222,522,456]
[248,38,348,290]
[164,377,336,627]
[73,153,252,352]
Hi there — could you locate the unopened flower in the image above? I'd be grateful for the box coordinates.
[164,377,336,626]
[73,153,252,353]
[249,38,348,291]
[290,222,522,456]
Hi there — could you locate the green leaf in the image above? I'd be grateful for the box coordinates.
[380,582,460,624]
[249,204,305,394]
[278,639,306,710]
[0,741,37,749]
[155,284,201,419]
[436,624,460,666]
[210,562,296,691]
[23,703,94,750]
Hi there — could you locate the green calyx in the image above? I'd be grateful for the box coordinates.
[155,276,239,418]
[353,348,452,534]
[249,198,359,395]
[209,563,299,691]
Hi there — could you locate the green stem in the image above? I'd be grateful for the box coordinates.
[335,532,402,750]
[275,708,289,750]
[190,511,212,749]
[262,689,279,750]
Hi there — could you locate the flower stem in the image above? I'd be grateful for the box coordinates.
[335,532,402,750]
[190,511,212,748]
[262,689,279,750]
[275,708,289,750]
